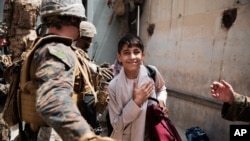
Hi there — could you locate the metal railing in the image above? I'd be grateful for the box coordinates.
[167,87,223,110]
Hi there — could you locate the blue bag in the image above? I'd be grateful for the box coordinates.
[186,127,209,141]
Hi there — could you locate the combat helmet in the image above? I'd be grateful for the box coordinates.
[0,22,8,37]
[79,21,97,38]
[40,0,86,22]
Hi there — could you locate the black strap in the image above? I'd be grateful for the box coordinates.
[145,65,156,82]
[148,97,159,104]
[146,65,158,103]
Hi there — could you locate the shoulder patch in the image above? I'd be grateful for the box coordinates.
[47,45,74,68]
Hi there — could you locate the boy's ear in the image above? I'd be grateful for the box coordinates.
[141,52,145,60]
[117,53,121,62]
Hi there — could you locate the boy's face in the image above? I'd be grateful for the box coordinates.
[117,44,144,72]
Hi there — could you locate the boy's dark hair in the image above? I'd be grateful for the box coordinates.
[118,33,144,54]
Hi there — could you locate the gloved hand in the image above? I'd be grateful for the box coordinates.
[98,67,113,81]
[99,62,111,68]
[96,82,109,114]
[95,79,109,113]
[0,54,13,67]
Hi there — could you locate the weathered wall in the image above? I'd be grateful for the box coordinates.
[139,0,250,140]
[87,0,119,65]
[1,0,249,140]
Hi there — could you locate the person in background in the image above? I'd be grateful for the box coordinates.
[210,80,250,122]
[0,22,11,84]
[3,0,40,62]
[110,59,122,76]
[106,0,144,37]
[74,21,113,135]
[108,34,168,140]
[0,22,11,141]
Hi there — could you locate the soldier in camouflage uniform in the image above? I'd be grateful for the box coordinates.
[11,0,114,141]
[0,22,10,141]
[0,22,11,78]
[211,80,250,122]
[74,21,114,135]
[3,0,40,62]
[76,21,113,84]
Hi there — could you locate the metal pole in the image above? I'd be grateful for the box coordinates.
[0,0,4,21]
[137,5,140,36]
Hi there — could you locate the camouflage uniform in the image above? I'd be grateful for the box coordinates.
[3,0,40,61]
[10,0,114,141]
[0,83,10,141]
[32,37,91,141]
[221,92,250,122]
[76,22,113,112]
[0,114,10,141]
[0,22,9,83]
[0,22,10,141]
[75,21,113,135]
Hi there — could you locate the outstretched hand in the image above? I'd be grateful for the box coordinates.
[210,80,234,104]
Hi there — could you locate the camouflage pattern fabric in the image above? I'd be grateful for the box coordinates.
[3,0,40,61]
[0,22,8,36]
[8,31,37,61]
[221,92,250,122]
[0,113,10,141]
[76,49,112,114]
[95,63,113,114]
[0,84,9,97]
[0,21,10,141]
[95,81,110,114]
[20,36,93,141]
[6,35,113,140]
[73,48,103,135]
[0,55,12,68]
[0,84,10,141]
[74,49,94,95]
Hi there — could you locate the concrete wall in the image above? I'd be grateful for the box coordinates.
[1,0,249,140]
[88,0,250,140]
[87,0,120,65]
[139,0,250,140]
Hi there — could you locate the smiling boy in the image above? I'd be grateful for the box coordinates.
[108,34,168,141]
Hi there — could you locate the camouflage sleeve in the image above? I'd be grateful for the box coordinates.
[221,92,250,122]
[33,42,92,141]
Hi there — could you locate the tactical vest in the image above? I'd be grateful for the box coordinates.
[18,35,96,130]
